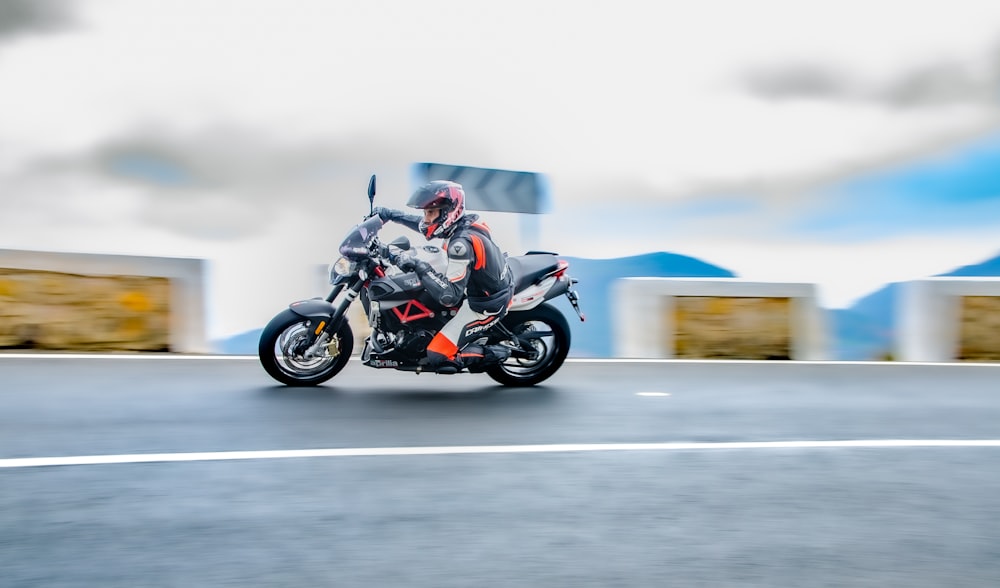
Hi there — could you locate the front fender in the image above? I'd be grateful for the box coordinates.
[288,298,337,319]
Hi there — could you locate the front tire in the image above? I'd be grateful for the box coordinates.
[258,309,353,386]
[486,303,570,387]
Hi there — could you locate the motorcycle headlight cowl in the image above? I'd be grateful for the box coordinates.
[329,257,356,283]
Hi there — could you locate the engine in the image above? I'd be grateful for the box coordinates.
[360,244,450,365]
[396,329,434,355]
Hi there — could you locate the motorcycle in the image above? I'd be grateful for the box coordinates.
[258,175,585,387]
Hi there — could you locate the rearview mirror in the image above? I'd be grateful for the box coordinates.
[389,236,411,252]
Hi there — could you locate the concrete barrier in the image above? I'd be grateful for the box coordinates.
[612,278,828,360]
[897,278,1000,362]
[0,249,207,353]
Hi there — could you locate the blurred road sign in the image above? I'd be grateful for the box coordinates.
[411,163,549,214]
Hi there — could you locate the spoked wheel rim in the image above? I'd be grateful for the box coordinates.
[272,321,341,379]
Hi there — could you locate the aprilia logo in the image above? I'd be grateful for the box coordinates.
[368,359,399,368]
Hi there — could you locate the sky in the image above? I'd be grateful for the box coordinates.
[2,0,1000,339]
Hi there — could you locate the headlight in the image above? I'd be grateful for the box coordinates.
[328,257,356,283]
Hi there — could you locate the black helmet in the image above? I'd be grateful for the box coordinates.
[406,180,466,239]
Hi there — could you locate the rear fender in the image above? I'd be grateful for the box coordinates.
[509,276,569,311]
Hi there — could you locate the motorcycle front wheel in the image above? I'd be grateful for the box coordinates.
[258,309,353,386]
[486,303,570,387]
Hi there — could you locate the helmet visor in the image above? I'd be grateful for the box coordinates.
[406,185,449,210]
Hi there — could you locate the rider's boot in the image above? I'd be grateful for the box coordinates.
[422,344,511,374]
[456,344,511,373]
[421,350,462,374]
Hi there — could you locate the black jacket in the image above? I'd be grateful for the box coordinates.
[394,214,512,314]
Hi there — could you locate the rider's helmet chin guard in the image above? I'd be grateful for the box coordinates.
[407,180,466,240]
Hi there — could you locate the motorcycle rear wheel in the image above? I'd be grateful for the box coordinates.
[486,303,570,387]
[258,309,353,386]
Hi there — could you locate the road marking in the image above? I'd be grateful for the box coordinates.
[1,353,999,367]
[4,440,1000,469]
[636,392,671,397]
[566,359,1000,367]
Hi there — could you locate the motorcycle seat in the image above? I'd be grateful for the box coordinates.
[507,254,562,292]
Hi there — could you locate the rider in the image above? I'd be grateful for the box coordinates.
[374,180,513,373]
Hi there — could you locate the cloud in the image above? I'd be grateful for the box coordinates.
[740,42,1000,109]
[884,56,1000,107]
[0,0,76,41]
[742,63,857,101]
[4,1,1000,210]
[543,125,1000,264]
[2,121,501,240]
[616,37,1000,218]
[555,105,1000,214]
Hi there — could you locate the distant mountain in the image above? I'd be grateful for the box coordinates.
[941,254,1000,277]
[213,329,261,355]
[828,250,1000,360]
[828,285,900,360]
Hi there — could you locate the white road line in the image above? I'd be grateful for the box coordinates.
[1,353,999,367]
[4,440,1000,469]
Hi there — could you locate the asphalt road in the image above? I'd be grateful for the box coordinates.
[2,355,1000,587]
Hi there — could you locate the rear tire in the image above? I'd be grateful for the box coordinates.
[486,303,570,387]
[258,309,353,386]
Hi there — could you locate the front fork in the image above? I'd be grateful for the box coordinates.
[297,279,363,359]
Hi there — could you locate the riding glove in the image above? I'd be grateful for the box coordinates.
[395,254,423,273]
[373,206,404,222]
